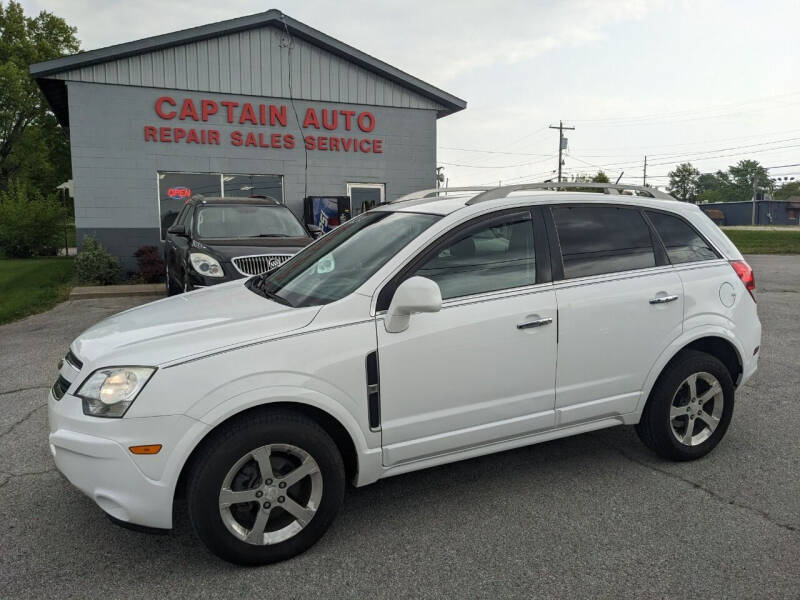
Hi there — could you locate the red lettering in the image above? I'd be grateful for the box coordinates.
[221,101,239,123]
[341,110,355,130]
[303,108,320,129]
[341,138,353,151]
[318,136,329,150]
[321,109,338,130]
[283,134,295,149]
[231,131,243,146]
[186,129,200,143]
[201,99,218,121]
[174,127,187,142]
[359,139,371,152]
[304,135,316,150]
[155,96,177,119]
[209,130,221,144]
[373,139,383,153]
[179,99,199,121]
[259,104,267,126]
[239,103,258,124]
[357,112,375,132]
[245,132,258,147]
[353,138,359,152]
[271,133,282,148]
[258,133,269,147]
[144,126,157,141]
[159,127,172,142]
[271,105,287,127]
[330,137,340,151]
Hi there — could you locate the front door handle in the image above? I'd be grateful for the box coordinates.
[517,317,553,330]
[649,294,679,305]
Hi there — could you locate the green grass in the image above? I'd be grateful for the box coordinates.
[0,258,75,325]
[722,229,800,254]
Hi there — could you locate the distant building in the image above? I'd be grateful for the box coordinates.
[698,199,800,226]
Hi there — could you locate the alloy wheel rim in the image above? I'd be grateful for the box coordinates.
[669,372,724,447]
[218,443,323,545]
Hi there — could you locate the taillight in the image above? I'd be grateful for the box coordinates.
[730,260,755,301]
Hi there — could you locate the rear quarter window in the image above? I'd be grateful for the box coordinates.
[646,211,717,264]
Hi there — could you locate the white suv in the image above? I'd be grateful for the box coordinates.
[48,183,761,565]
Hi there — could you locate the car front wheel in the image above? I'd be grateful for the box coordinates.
[186,409,345,565]
[636,350,735,461]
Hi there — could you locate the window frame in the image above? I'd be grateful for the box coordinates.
[642,208,722,266]
[375,206,550,312]
[544,202,670,282]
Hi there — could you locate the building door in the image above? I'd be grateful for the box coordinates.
[347,183,385,216]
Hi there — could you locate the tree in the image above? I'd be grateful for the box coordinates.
[727,160,770,203]
[0,1,79,194]
[591,170,610,183]
[773,180,800,200]
[667,163,701,203]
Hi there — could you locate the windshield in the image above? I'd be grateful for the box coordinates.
[249,211,440,307]
[194,205,308,239]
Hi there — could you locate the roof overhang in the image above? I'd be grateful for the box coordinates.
[30,9,466,128]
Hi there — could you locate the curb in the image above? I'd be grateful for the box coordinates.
[69,284,165,300]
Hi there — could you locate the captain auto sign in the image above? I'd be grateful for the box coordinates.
[143,96,384,153]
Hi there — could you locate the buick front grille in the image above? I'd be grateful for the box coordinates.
[232,254,292,276]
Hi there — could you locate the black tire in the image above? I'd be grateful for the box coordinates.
[186,409,345,566]
[636,350,734,461]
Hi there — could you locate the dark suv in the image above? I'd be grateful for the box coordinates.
[164,196,312,294]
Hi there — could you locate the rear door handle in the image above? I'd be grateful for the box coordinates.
[649,294,679,304]
[517,317,553,329]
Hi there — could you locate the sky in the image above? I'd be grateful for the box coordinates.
[21,0,800,189]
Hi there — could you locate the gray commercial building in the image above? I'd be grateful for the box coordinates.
[30,10,465,269]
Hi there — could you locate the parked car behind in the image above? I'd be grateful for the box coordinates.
[164,196,312,294]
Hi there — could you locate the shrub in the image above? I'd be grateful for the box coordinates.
[75,236,122,285]
[134,245,165,283]
[0,180,64,258]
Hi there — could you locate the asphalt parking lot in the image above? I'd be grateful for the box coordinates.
[1,255,797,599]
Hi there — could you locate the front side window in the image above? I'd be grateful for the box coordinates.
[552,205,656,278]
[255,211,440,307]
[194,205,307,239]
[646,211,717,264]
[412,211,535,299]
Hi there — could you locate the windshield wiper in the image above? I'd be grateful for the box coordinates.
[252,234,291,238]
[263,289,292,306]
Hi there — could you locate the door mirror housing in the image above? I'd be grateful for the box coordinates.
[384,276,442,333]
[167,224,188,237]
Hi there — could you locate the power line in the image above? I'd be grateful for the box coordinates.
[549,121,575,182]
[437,146,552,157]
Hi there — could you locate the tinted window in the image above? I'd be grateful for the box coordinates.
[413,211,535,299]
[194,205,307,239]
[552,206,656,278]
[646,211,717,264]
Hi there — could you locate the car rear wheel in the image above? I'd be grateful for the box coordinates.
[636,350,734,461]
[187,409,345,565]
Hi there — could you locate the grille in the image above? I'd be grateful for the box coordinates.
[232,254,292,276]
[65,349,83,370]
[52,375,71,401]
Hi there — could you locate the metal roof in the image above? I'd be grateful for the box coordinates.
[30,9,466,127]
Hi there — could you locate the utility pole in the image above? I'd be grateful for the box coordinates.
[751,179,757,226]
[549,121,575,182]
[643,156,647,186]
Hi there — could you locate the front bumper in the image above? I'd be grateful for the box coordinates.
[48,390,207,529]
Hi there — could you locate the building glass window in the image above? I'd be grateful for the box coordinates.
[223,174,283,201]
[347,183,385,215]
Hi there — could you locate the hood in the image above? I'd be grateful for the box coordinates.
[72,280,320,368]
[193,238,310,262]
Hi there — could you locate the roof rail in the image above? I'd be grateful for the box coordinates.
[390,186,493,204]
[465,182,674,205]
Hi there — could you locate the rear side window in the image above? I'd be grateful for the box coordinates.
[413,211,535,299]
[552,205,656,278]
[646,211,717,264]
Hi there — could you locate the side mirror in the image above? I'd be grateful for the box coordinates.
[384,276,442,333]
[167,224,188,237]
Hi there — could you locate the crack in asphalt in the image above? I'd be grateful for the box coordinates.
[0,402,47,438]
[0,384,49,397]
[0,467,57,489]
[602,438,798,534]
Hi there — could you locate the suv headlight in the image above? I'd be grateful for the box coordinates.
[76,367,156,418]
[190,252,224,278]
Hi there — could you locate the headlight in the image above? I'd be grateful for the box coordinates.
[76,367,156,418]
[190,252,224,278]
